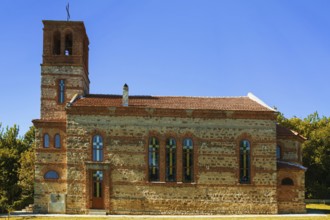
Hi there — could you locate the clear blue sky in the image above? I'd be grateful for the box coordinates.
[1,0,330,136]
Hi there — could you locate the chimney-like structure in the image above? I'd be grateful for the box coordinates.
[123,84,129,107]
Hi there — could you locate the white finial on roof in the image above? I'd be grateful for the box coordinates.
[247,92,276,111]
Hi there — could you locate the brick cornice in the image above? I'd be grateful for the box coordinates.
[32,119,66,128]
[66,106,277,120]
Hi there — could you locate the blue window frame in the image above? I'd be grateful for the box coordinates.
[92,135,103,161]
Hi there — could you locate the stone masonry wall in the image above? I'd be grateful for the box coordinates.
[277,169,305,213]
[65,113,278,214]
[277,138,302,164]
[34,127,67,213]
[40,66,88,120]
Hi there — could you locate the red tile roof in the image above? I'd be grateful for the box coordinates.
[71,94,275,112]
[276,124,306,141]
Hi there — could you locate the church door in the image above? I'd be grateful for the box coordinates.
[92,170,104,209]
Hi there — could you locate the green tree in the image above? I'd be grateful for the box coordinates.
[16,127,35,209]
[0,125,35,213]
[0,124,23,213]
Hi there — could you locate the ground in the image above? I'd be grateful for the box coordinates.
[1,204,329,220]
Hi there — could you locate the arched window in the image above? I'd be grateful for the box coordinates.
[148,137,159,181]
[166,138,176,182]
[183,138,193,182]
[53,31,61,55]
[64,32,73,56]
[54,134,61,148]
[276,145,281,160]
[92,135,103,162]
[44,170,59,179]
[43,134,50,148]
[240,140,251,184]
[58,79,65,104]
[281,177,294,186]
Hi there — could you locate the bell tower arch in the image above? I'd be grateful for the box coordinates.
[41,20,90,120]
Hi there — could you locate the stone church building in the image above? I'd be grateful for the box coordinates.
[32,20,306,215]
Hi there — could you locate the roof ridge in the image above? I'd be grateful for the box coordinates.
[85,94,249,99]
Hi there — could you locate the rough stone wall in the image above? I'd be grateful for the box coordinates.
[277,138,302,164]
[65,113,278,214]
[40,66,88,120]
[33,126,67,213]
[277,169,305,213]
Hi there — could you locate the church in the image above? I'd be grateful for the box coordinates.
[32,20,306,215]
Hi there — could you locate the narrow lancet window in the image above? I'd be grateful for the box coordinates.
[53,31,61,55]
[240,140,251,184]
[43,134,50,148]
[92,135,103,162]
[166,138,176,182]
[64,32,73,55]
[58,79,65,104]
[54,134,61,148]
[183,138,193,182]
[148,137,160,181]
[276,145,281,160]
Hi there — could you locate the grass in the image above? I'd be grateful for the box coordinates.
[1,204,329,220]
[306,203,330,214]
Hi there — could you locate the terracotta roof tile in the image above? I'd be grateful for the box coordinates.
[276,124,306,141]
[71,94,275,112]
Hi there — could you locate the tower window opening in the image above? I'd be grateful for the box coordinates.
[64,32,73,56]
[53,31,61,55]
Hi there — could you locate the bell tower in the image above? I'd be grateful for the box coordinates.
[41,20,90,120]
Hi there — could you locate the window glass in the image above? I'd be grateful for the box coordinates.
[55,134,61,148]
[44,170,59,179]
[92,135,103,162]
[276,145,281,159]
[58,79,65,104]
[240,140,251,184]
[166,138,176,182]
[183,138,193,182]
[44,134,50,148]
[148,137,160,181]
[93,171,103,197]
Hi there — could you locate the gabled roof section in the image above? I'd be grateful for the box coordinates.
[276,124,306,141]
[70,93,276,112]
